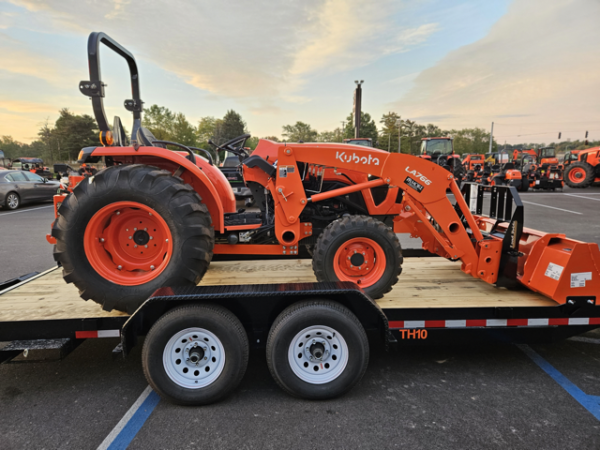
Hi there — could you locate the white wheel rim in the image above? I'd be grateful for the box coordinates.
[288,325,349,384]
[7,194,18,208]
[162,327,226,389]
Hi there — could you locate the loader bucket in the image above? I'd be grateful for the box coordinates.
[520,235,600,304]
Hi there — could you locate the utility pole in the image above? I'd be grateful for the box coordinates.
[353,80,363,139]
[397,118,402,153]
[488,122,494,153]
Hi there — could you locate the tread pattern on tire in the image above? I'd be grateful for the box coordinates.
[565,162,595,189]
[52,164,214,313]
[142,304,249,405]
[266,299,369,399]
[312,215,403,299]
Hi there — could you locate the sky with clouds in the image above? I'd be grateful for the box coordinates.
[1,0,598,145]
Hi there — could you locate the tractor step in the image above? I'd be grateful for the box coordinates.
[224,211,263,227]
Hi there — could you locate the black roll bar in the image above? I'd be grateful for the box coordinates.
[79,32,143,142]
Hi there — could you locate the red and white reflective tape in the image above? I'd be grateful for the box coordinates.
[388,317,600,329]
[75,329,121,339]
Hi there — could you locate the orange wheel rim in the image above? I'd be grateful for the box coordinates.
[568,167,586,183]
[84,201,173,286]
[332,237,386,288]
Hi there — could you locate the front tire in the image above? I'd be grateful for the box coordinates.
[312,215,402,299]
[266,300,369,400]
[142,305,249,405]
[52,164,214,313]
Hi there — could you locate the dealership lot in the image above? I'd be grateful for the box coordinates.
[1,186,600,449]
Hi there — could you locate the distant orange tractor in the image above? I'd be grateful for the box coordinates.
[564,147,600,188]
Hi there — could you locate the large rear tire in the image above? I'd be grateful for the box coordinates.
[565,162,594,188]
[52,164,214,313]
[312,215,402,299]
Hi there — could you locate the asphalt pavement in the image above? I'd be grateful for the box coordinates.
[1,185,600,449]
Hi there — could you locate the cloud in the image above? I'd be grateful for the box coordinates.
[391,0,600,142]
[0,99,57,114]
[0,32,76,85]
[10,0,437,103]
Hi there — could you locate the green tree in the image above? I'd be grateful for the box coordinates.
[171,112,197,147]
[379,112,401,152]
[317,128,343,143]
[142,105,176,140]
[219,110,247,144]
[450,127,494,155]
[0,136,27,159]
[51,108,98,160]
[282,121,318,142]
[262,136,280,142]
[344,112,378,144]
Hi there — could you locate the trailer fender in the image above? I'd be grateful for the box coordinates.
[120,282,389,356]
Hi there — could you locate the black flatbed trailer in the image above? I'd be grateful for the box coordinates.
[1,257,598,404]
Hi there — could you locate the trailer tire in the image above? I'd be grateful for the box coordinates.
[266,300,369,400]
[312,215,402,299]
[142,304,249,405]
[565,162,594,188]
[52,164,214,313]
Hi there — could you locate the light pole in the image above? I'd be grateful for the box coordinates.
[396,118,402,153]
[353,80,364,139]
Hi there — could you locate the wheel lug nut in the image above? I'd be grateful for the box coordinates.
[128,236,132,239]
[134,228,137,231]
[144,228,147,231]
[145,245,148,248]
[204,357,207,360]
[100,238,105,242]
[134,245,138,248]
[150,265,155,270]
[116,211,120,215]
[117,265,122,270]
[149,212,152,216]
[150,236,153,240]
[166,239,169,242]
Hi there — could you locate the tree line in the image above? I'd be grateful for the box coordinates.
[4,105,594,164]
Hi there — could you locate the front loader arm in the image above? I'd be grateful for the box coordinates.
[271,144,482,275]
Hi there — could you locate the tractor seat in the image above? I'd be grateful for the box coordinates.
[243,155,276,178]
[503,162,515,171]
[136,127,165,148]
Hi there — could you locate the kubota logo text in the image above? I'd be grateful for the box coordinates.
[335,151,380,166]
[405,167,432,185]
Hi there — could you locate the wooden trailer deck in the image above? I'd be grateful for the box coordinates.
[0,258,557,323]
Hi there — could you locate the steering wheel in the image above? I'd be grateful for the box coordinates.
[208,133,251,162]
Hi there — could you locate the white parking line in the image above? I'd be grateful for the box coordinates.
[520,200,582,215]
[565,194,600,202]
[97,385,160,450]
[0,205,53,216]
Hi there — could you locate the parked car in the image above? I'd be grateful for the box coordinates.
[0,170,61,210]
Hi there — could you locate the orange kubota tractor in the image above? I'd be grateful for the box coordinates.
[461,154,485,182]
[418,137,465,182]
[47,33,600,313]
[564,147,600,188]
